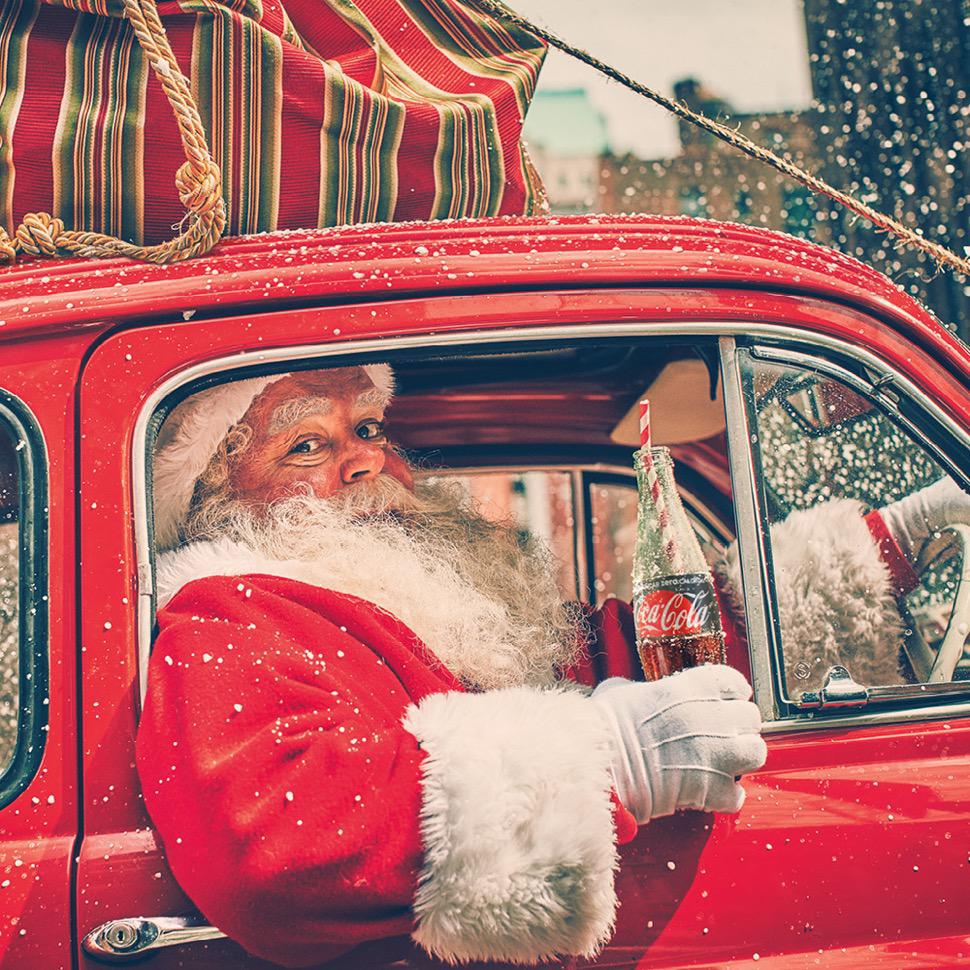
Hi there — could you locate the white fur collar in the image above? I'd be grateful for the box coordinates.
[155,535,557,692]
[156,538,314,609]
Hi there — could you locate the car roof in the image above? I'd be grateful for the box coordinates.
[0,213,966,373]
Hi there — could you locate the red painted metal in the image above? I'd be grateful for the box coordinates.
[0,214,965,968]
[0,332,94,969]
[1,215,966,369]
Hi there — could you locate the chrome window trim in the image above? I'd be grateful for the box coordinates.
[719,337,779,722]
[741,341,970,724]
[762,700,970,734]
[570,469,590,604]
[133,320,970,725]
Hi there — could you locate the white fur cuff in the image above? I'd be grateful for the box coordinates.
[403,687,619,965]
[715,498,904,689]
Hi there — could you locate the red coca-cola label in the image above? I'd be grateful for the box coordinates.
[634,572,720,640]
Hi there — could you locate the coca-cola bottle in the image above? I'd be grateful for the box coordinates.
[632,446,726,680]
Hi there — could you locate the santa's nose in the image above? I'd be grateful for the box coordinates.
[340,439,386,484]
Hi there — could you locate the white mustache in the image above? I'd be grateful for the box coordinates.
[325,474,427,516]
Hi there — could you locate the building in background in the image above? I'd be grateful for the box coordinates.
[525,89,610,214]
[801,0,968,335]
[526,1,968,338]
[597,81,826,245]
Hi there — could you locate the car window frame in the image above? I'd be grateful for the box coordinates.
[134,323,969,736]
[581,469,734,608]
[416,464,734,613]
[0,389,48,807]
[726,337,970,731]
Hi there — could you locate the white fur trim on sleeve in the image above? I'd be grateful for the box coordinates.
[402,687,619,965]
[715,498,904,691]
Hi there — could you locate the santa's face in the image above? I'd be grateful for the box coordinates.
[227,369,414,508]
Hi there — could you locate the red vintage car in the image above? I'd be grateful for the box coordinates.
[0,214,968,969]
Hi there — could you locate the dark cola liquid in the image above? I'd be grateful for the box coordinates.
[637,630,726,681]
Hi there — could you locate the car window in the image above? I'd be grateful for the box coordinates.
[589,480,637,604]
[742,351,967,700]
[421,471,580,600]
[0,421,19,774]
[424,470,727,610]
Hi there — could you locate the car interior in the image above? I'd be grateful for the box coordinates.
[143,333,969,718]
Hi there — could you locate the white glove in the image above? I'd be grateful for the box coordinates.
[879,476,970,570]
[591,665,766,823]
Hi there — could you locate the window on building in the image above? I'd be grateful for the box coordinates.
[678,187,708,217]
[781,185,815,239]
[735,189,753,220]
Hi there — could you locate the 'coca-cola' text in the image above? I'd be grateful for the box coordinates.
[634,573,718,639]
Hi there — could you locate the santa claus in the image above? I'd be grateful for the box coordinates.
[139,363,964,968]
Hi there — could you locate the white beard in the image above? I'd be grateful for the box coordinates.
[160,480,581,690]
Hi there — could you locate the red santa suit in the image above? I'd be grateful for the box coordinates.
[137,501,912,967]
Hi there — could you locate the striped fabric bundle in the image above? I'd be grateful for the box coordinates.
[0,0,547,244]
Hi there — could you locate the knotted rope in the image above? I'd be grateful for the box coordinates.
[470,0,970,279]
[0,0,225,265]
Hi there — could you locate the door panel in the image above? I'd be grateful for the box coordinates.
[0,336,89,970]
[77,292,970,968]
[604,719,970,966]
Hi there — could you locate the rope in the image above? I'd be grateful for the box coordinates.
[4,0,963,277]
[469,0,970,279]
[0,0,225,265]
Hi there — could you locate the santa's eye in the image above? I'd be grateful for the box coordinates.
[289,437,328,456]
[356,420,386,442]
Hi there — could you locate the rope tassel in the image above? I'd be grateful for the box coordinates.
[0,0,225,265]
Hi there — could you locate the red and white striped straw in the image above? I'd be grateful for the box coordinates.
[639,399,679,567]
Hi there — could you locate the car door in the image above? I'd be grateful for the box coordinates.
[596,333,970,968]
[75,284,970,968]
[0,330,88,969]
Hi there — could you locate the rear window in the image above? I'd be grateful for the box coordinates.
[0,420,20,771]
[0,392,47,801]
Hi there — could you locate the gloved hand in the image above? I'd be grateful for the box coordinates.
[591,665,766,823]
[878,476,970,571]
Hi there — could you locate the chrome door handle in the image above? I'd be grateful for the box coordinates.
[83,916,226,962]
[795,664,869,709]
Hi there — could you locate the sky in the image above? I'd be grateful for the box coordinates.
[516,0,814,158]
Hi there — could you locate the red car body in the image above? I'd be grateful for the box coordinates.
[0,214,967,969]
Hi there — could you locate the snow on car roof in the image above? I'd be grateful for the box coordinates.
[0,214,963,373]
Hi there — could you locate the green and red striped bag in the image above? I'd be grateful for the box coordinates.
[0,0,547,244]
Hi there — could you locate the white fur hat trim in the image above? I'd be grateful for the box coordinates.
[152,363,394,550]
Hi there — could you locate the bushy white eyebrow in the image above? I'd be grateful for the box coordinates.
[268,396,332,434]
[356,387,386,410]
